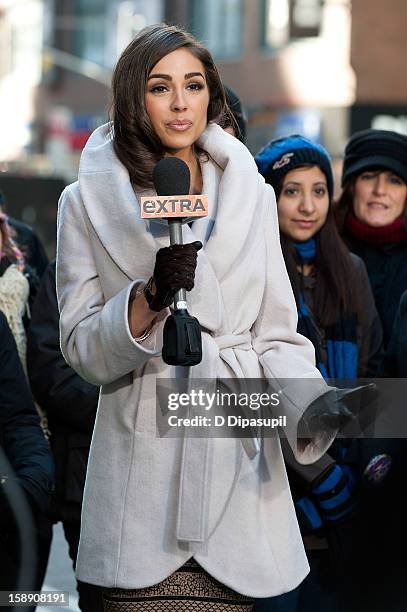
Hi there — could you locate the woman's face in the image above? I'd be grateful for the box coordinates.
[277,166,330,242]
[145,47,210,158]
[352,170,407,227]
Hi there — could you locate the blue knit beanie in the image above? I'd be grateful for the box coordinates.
[255,135,334,199]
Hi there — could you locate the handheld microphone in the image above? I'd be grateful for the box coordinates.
[141,157,208,366]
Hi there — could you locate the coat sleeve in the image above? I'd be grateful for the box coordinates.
[56,184,165,386]
[251,181,336,464]
[27,261,99,434]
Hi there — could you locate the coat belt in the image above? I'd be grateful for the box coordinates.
[176,332,259,545]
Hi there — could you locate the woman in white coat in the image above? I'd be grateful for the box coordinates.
[57,23,345,612]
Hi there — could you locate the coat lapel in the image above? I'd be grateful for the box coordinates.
[77,123,222,331]
[196,124,262,284]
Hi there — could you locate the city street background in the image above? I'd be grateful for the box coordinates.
[1,0,407,606]
[1,0,407,258]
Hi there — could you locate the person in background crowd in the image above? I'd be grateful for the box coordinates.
[0,188,48,307]
[335,128,407,612]
[223,85,247,144]
[255,135,383,612]
[335,129,407,347]
[0,189,53,606]
[0,311,54,611]
[0,210,30,368]
[27,261,103,612]
[55,23,358,612]
[0,195,50,420]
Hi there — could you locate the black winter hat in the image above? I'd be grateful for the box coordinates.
[342,129,407,186]
[224,85,247,144]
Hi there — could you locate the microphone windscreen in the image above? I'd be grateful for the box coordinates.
[153,157,190,196]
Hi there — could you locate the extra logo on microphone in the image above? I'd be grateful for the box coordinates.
[140,194,208,219]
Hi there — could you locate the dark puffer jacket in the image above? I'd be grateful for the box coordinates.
[343,236,407,347]
[0,310,54,593]
[26,261,98,524]
[381,290,407,377]
[0,311,54,514]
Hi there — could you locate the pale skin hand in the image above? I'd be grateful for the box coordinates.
[128,288,158,338]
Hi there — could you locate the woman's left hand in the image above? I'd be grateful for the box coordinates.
[299,383,377,437]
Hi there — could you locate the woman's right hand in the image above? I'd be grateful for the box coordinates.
[145,241,202,312]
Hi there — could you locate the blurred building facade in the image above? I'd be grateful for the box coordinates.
[168,0,407,154]
[0,0,164,254]
[0,0,44,162]
[350,0,407,135]
[36,0,165,181]
[2,0,407,173]
[168,0,355,155]
[0,0,407,254]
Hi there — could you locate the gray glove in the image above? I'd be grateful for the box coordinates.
[299,383,377,438]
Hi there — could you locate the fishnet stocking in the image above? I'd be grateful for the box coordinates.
[102,560,254,611]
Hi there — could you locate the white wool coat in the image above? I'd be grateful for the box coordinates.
[56,122,334,598]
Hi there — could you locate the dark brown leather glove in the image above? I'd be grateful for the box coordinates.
[144,241,202,312]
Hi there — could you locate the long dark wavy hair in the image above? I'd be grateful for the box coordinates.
[110,23,227,189]
[0,212,25,270]
[334,178,355,236]
[276,169,360,327]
